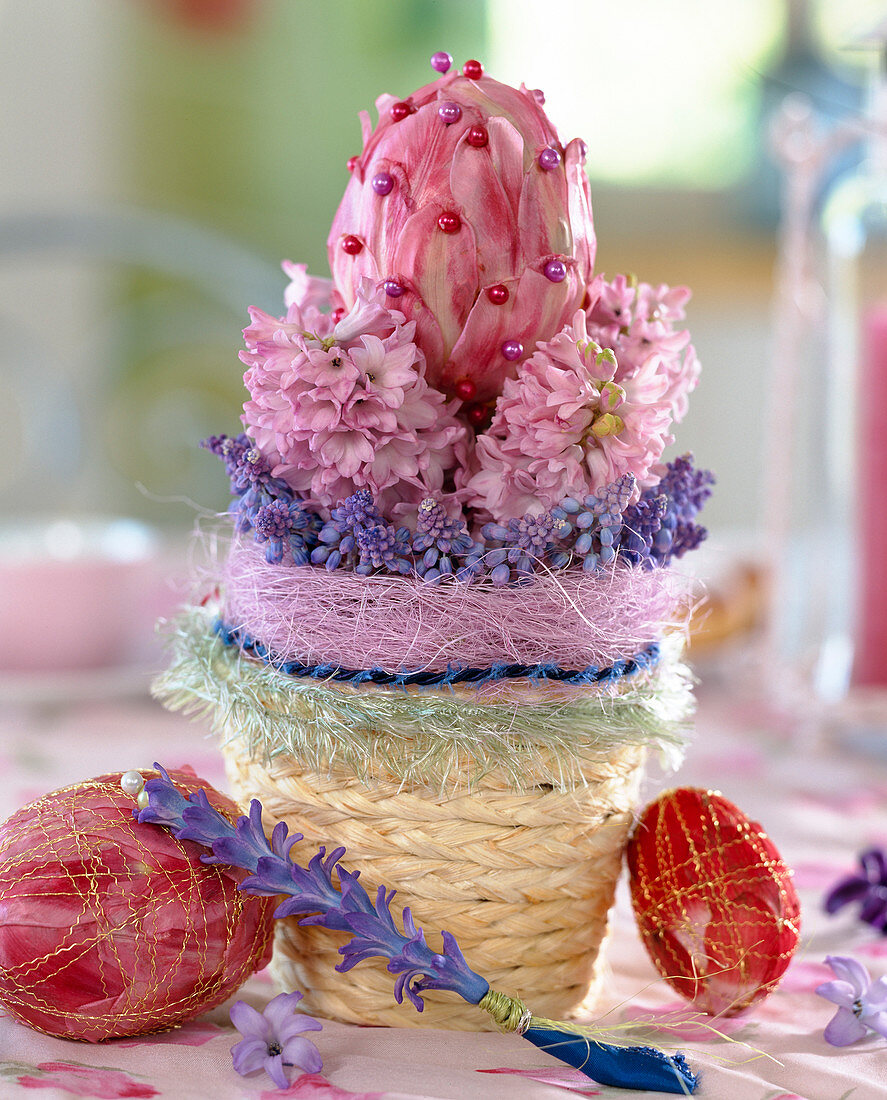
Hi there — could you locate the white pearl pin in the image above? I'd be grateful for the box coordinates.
[120,770,145,797]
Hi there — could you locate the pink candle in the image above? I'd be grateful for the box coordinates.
[0,519,168,674]
[855,305,887,685]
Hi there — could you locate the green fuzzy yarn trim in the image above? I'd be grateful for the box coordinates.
[152,607,695,793]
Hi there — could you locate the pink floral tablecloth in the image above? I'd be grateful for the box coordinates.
[2,680,887,1099]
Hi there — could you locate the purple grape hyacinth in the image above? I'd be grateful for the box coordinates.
[202,433,321,559]
[617,455,712,568]
[481,511,571,585]
[311,489,386,572]
[412,498,477,583]
[554,473,637,571]
[203,433,713,581]
[619,493,668,566]
[355,523,413,576]
[649,454,714,564]
[253,499,317,565]
[203,433,285,507]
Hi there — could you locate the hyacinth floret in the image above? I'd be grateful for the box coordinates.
[816,955,887,1046]
[480,511,570,585]
[412,498,477,583]
[134,766,490,1010]
[825,848,887,932]
[230,992,323,1088]
[355,523,413,576]
[252,499,317,565]
[311,489,385,571]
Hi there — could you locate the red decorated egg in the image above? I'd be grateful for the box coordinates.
[0,770,275,1041]
[627,787,800,1016]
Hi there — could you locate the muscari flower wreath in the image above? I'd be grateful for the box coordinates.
[131,765,699,1094]
[157,440,711,791]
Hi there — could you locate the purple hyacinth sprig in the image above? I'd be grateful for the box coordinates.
[311,490,415,577]
[355,522,414,576]
[618,493,669,566]
[646,454,714,565]
[202,433,261,487]
[202,433,321,562]
[825,849,887,932]
[618,456,713,568]
[134,765,489,1011]
[412,498,479,584]
[554,473,637,572]
[202,432,288,513]
[253,499,319,565]
[657,453,716,520]
[311,489,384,571]
[479,511,571,586]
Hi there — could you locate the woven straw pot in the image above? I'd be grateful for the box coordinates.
[156,560,692,1031]
[221,702,645,1030]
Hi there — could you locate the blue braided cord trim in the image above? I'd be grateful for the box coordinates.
[213,620,661,689]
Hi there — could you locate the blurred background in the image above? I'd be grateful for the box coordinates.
[0,0,883,682]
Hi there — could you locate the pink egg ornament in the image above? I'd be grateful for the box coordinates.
[0,769,276,1041]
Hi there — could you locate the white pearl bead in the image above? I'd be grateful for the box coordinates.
[136,789,150,810]
[120,770,145,797]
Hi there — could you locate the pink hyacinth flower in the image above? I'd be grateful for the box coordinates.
[240,279,468,514]
[462,310,674,521]
[586,273,700,424]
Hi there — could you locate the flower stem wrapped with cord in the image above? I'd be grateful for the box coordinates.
[133,765,698,1094]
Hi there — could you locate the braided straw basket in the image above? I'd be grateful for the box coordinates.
[156,581,693,1031]
[222,730,644,1030]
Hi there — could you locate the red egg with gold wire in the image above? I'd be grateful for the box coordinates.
[627,787,801,1016]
